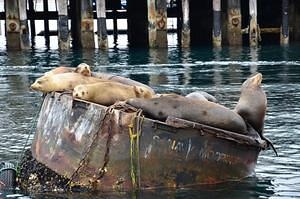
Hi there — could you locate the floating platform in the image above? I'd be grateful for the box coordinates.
[19,92,267,192]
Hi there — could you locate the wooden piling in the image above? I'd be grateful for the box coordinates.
[147,0,168,48]
[81,0,95,48]
[5,0,21,50]
[290,0,300,42]
[43,0,50,47]
[18,0,30,49]
[28,0,35,45]
[127,0,148,46]
[212,0,221,47]
[96,0,108,49]
[70,0,81,48]
[181,0,190,48]
[280,0,289,45]
[227,0,242,45]
[113,7,118,43]
[249,0,258,47]
[56,0,70,50]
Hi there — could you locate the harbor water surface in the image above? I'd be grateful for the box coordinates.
[0,39,299,198]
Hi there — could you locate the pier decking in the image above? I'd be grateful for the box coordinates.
[0,0,299,50]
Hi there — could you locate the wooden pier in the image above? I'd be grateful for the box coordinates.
[0,0,299,50]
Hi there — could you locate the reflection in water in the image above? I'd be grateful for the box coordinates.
[0,45,300,198]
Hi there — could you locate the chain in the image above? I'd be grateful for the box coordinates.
[66,106,114,188]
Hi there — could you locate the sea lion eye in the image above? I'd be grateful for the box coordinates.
[37,80,42,84]
[82,91,85,96]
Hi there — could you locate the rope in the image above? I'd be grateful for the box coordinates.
[128,110,144,190]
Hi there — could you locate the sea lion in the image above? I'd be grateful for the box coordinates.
[93,72,155,95]
[30,72,104,93]
[74,63,92,77]
[73,82,153,106]
[44,63,92,77]
[127,95,247,134]
[186,91,218,103]
[234,73,266,134]
[44,66,73,76]
[234,73,277,155]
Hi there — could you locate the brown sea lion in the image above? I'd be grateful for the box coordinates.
[30,72,104,93]
[73,82,153,106]
[186,91,218,103]
[234,73,266,134]
[127,95,247,134]
[234,73,277,156]
[93,72,155,95]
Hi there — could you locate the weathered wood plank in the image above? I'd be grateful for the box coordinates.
[81,0,95,48]
[227,0,242,45]
[5,0,21,49]
[96,0,108,49]
[181,0,190,48]
[280,0,289,45]
[249,0,258,47]
[212,0,221,47]
[56,0,70,50]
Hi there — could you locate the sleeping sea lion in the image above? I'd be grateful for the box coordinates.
[127,95,247,134]
[234,73,277,155]
[73,82,153,106]
[186,91,218,103]
[30,72,104,93]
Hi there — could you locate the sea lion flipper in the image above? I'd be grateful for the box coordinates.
[264,137,278,157]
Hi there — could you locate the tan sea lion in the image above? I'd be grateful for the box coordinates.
[186,91,218,103]
[44,63,92,77]
[234,73,277,155]
[30,72,104,93]
[73,82,153,106]
[74,63,92,77]
[127,95,247,134]
[93,72,155,95]
[44,66,73,76]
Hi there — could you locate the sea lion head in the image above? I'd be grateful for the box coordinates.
[241,73,262,91]
[134,86,153,99]
[30,76,50,93]
[75,63,92,77]
[73,84,89,99]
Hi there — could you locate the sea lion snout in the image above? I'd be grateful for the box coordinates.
[243,73,263,88]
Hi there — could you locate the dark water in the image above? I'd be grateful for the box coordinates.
[0,41,300,198]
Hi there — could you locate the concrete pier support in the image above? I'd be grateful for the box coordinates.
[5,0,21,50]
[227,0,242,45]
[212,0,222,47]
[280,0,289,45]
[96,0,108,49]
[147,0,168,48]
[127,0,148,47]
[181,0,190,48]
[56,0,70,50]
[81,0,95,48]
[249,0,258,47]
[18,0,30,49]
